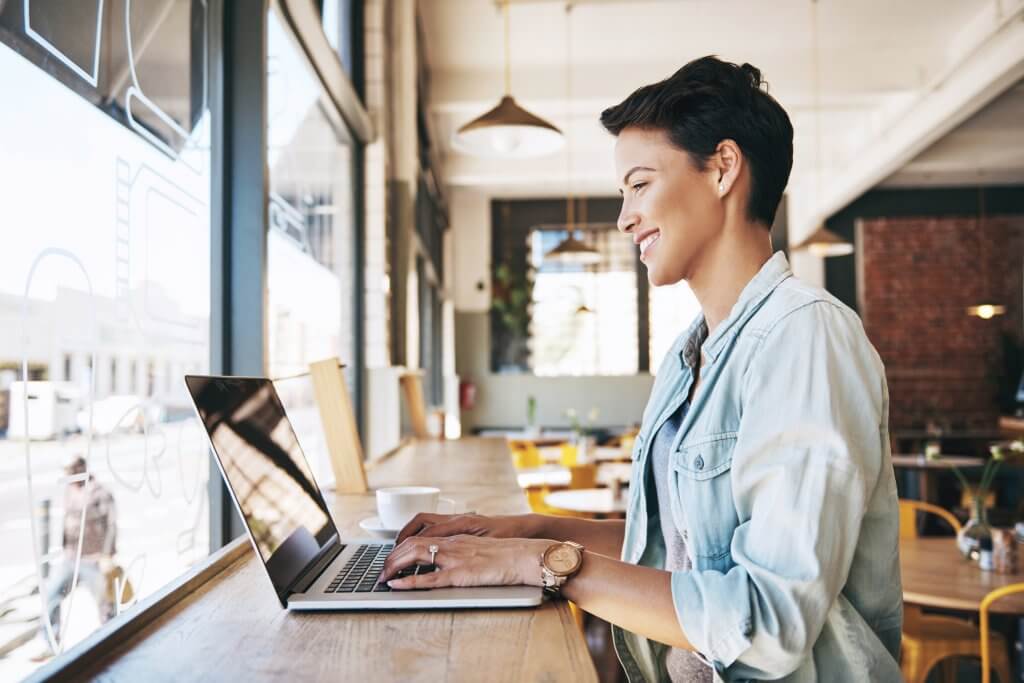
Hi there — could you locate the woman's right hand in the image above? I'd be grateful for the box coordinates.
[394,512,539,546]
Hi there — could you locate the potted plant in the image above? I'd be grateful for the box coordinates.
[491,263,532,372]
[932,438,1024,559]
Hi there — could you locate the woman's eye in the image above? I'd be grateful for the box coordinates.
[631,182,646,193]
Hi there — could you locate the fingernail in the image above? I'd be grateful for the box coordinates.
[387,580,396,587]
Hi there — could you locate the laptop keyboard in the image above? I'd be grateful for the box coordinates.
[325,544,439,594]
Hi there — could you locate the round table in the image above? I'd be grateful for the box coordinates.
[900,537,1024,614]
[545,488,627,517]
[517,462,633,489]
[537,446,631,464]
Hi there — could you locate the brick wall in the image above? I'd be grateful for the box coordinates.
[860,215,1024,430]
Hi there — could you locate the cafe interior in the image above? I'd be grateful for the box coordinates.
[1,0,1024,681]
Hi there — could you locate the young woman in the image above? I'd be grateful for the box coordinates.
[380,56,902,682]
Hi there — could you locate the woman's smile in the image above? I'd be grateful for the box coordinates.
[638,230,661,262]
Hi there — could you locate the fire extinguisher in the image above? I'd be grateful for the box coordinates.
[459,380,477,411]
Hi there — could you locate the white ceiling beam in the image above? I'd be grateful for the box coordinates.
[789,1,1024,240]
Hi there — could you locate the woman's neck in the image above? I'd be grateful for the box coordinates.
[688,226,774,337]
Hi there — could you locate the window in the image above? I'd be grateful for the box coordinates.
[0,0,211,671]
[529,228,639,376]
[490,198,707,378]
[648,281,702,373]
[266,7,360,479]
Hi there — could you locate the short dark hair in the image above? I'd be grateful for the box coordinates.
[601,55,793,227]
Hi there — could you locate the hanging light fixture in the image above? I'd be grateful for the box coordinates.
[452,1,564,158]
[966,187,1007,319]
[545,3,600,266]
[794,0,853,258]
[795,225,855,257]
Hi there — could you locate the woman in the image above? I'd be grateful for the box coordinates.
[380,56,902,682]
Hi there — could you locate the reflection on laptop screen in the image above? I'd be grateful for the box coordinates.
[186,376,337,597]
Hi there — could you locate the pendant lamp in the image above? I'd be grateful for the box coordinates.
[452,1,563,158]
[966,187,1006,319]
[545,3,599,265]
[795,0,853,258]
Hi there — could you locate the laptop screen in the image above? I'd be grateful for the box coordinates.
[185,375,338,600]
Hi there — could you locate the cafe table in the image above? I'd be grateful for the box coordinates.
[891,454,985,505]
[517,462,633,489]
[545,489,628,518]
[537,445,631,464]
[30,438,597,682]
[900,537,1024,613]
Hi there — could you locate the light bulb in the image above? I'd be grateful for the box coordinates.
[491,128,522,154]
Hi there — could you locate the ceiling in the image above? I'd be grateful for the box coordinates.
[882,79,1024,188]
[420,0,1024,213]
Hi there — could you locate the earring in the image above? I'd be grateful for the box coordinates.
[718,182,724,194]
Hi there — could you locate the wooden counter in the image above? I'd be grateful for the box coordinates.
[39,438,597,682]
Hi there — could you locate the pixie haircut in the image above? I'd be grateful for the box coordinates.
[601,55,794,228]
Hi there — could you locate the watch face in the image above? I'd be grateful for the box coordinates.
[545,544,581,574]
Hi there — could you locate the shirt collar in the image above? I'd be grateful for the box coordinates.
[677,251,793,369]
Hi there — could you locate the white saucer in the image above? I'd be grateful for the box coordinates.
[359,516,399,538]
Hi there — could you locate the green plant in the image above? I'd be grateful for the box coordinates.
[491,263,531,337]
[564,407,599,437]
[930,438,1024,507]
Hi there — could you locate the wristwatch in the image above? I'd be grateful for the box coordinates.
[540,541,585,598]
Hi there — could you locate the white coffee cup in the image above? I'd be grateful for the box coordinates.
[375,486,457,531]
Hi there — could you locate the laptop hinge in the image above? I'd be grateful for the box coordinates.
[289,539,345,597]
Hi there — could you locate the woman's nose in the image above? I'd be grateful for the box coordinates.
[617,206,637,234]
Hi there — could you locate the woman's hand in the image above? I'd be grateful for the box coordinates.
[379,534,552,590]
[394,512,539,545]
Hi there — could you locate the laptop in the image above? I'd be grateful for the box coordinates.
[184,375,542,610]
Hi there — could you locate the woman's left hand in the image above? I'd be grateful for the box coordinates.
[379,534,552,590]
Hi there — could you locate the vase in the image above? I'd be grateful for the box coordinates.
[957,497,992,561]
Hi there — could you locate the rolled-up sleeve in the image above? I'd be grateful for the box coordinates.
[670,301,885,680]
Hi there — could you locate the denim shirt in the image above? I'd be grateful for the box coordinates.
[613,252,903,682]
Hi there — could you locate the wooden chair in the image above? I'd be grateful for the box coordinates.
[309,358,368,493]
[399,370,429,439]
[898,499,1011,683]
[980,584,1024,683]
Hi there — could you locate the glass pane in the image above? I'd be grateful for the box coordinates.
[649,281,702,374]
[266,8,357,478]
[529,230,639,376]
[0,0,210,674]
[321,0,356,83]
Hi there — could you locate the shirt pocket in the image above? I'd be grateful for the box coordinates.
[671,432,739,570]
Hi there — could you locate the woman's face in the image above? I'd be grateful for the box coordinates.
[614,127,723,287]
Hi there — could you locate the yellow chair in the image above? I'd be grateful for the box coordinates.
[899,499,1011,683]
[509,440,542,469]
[559,443,578,466]
[569,463,597,489]
[981,584,1023,683]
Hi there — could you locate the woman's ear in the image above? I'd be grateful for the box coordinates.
[714,140,743,197]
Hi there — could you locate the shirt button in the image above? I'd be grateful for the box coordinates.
[694,455,705,470]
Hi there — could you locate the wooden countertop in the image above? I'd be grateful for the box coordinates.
[901,537,1024,614]
[59,438,597,682]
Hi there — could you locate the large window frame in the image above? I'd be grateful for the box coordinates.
[17,0,371,678]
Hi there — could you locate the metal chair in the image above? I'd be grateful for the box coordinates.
[980,583,1024,683]
[899,499,1011,683]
